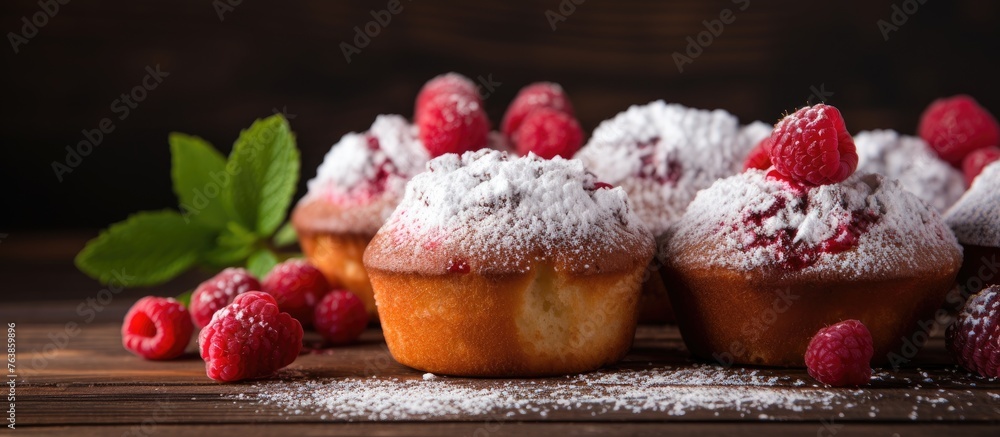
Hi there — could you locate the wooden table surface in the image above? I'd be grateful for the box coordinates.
[5,298,999,437]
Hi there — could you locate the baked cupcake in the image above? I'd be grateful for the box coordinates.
[292,115,429,318]
[664,104,963,366]
[576,101,770,322]
[363,150,656,376]
[945,160,1000,296]
[854,130,965,211]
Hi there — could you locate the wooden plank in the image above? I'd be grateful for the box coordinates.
[10,324,1000,427]
[14,422,1000,437]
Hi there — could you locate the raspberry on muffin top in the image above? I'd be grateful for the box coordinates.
[667,170,962,277]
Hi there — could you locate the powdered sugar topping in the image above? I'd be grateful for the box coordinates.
[576,101,768,236]
[668,170,961,276]
[307,115,429,201]
[945,160,1000,247]
[854,130,965,212]
[367,150,654,274]
[294,115,429,234]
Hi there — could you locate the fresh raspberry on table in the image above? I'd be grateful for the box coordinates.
[314,290,369,345]
[417,93,491,157]
[261,259,330,326]
[918,95,1000,166]
[501,82,575,138]
[122,296,194,360]
[769,104,858,186]
[513,107,584,159]
[962,146,1000,186]
[744,136,774,171]
[189,268,261,328]
[199,291,303,382]
[415,72,481,122]
[804,319,873,386]
[947,285,1000,378]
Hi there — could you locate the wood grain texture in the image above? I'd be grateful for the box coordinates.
[6,319,1000,435]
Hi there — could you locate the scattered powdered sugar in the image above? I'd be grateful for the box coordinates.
[945,160,1000,247]
[368,150,654,274]
[251,365,854,421]
[667,170,962,276]
[295,115,429,233]
[854,130,965,212]
[575,101,769,236]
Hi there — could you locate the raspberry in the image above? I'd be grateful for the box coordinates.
[261,259,330,325]
[513,108,584,159]
[415,72,481,122]
[199,292,303,382]
[804,320,873,386]
[189,268,261,328]
[314,290,369,345]
[122,296,194,360]
[918,95,1000,166]
[769,104,858,186]
[962,146,1000,186]
[743,136,773,171]
[947,285,1000,378]
[501,82,575,138]
[417,93,491,157]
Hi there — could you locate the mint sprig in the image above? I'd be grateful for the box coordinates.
[75,114,301,286]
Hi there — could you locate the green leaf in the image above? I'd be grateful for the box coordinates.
[75,210,215,286]
[202,222,259,267]
[246,249,280,278]
[169,133,230,229]
[175,289,193,308]
[272,221,298,247]
[223,114,299,237]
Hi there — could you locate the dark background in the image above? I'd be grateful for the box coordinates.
[1,0,998,299]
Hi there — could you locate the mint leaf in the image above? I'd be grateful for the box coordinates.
[246,249,279,278]
[175,289,193,308]
[223,115,299,237]
[75,210,215,286]
[169,133,230,229]
[273,221,298,247]
[202,221,258,267]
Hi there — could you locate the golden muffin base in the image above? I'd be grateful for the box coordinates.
[368,262,646,377]
[298,232,378,320]
[663,265,959,367]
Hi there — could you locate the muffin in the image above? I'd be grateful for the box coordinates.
[292,115,430,319]
[664,170,963,366]
[854,129,965,211]
[363,150,655,376]
[945,160,1000,297]
[576,100,771,322]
